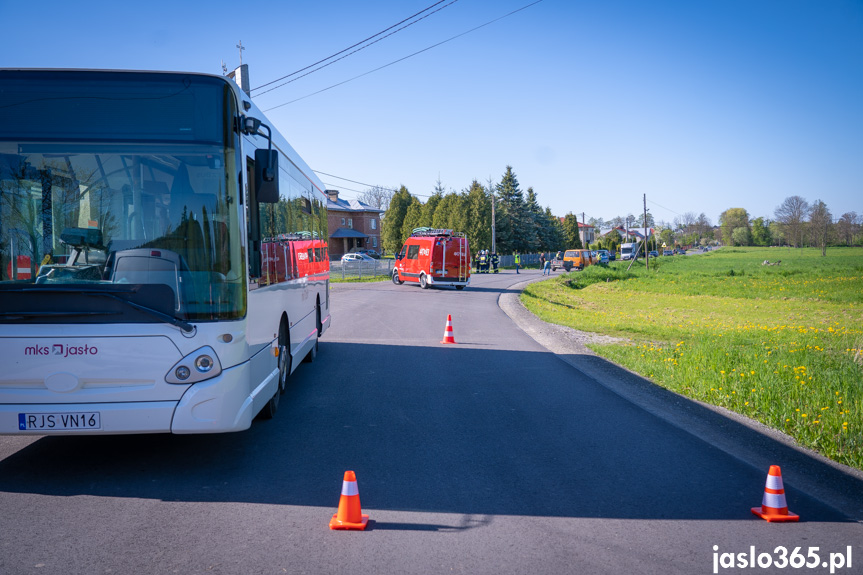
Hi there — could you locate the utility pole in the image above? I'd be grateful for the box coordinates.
[490,187,496,254]
[644,193,649,271]
[581,212,586,248]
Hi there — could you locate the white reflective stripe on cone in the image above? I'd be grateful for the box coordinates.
[341,481,359,496]
[765,474,784,491]
[761,492,788,509]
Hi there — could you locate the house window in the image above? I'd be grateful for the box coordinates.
[372,237,378,247]
[347,218,353,228]
[341,218,345,225]
[371,219,377,230]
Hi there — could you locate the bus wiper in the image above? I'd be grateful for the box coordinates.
[86,292,195,333]
[0,284,194,333]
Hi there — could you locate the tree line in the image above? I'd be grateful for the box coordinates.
[376,166,582,256]
[719,197,862,255]
[362,170,860,257]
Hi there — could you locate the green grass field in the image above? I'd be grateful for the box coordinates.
[521,247,863,470]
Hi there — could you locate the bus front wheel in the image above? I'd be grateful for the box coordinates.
[278,323,290,395]
[260,384,280,420]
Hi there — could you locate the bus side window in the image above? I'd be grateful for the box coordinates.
[246,156,262,279]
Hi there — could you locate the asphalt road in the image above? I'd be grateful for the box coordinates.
[1,269,861,575]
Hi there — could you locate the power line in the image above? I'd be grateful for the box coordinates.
[252,0,456,95]
[646,198,686,219]
[263,0,544,111]
[316,170,433,198]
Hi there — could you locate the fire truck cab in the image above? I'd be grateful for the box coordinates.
[392,228,471,290]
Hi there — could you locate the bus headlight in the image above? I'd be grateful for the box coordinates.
[195,355,214,373]
[166,346,223,384]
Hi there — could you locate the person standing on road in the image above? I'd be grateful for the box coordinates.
[539,253,546,275]
[514,251,521,274]
[543,254,551,275]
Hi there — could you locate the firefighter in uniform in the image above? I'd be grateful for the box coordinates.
[478,249,488,273]
[491,252,499,273]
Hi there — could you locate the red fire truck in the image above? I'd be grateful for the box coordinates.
[392,228,471,290]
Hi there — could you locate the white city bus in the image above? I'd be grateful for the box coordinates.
[0,69,330,434]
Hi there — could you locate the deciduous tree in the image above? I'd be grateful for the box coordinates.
[751,217,772,246]
[837,212,861,246]
[719,208,750,245]
[808,199,833,256]
[774,196,809,247]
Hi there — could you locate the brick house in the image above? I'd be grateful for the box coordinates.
[326,190,385,259]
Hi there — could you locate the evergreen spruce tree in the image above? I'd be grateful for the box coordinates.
[495,166,526,253]
[433,192,462,230]
[381,186,413,253]
[523,187,543,252]
[465,180,492,252]
[562,213,583,249]
[544,208,565,252]
[422,191,443,228]
[400,197,424,242]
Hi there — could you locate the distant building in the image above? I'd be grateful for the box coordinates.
[602,226,654,242]
[326,190,385,258]
[557,217,596,246]
[578,221,595,246]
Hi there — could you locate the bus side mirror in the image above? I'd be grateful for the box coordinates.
[255,148,279,203]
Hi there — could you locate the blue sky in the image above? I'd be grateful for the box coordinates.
[2,0,861,227]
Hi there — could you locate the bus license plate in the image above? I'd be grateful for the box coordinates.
[18,412,101,431]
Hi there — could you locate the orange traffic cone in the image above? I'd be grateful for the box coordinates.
[751,465,799,522]
[440,314,457,344]
[329,470,369,530]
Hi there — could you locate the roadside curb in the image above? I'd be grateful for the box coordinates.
[498,275,863,522]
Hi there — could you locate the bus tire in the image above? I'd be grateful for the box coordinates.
[278,321,290,395]
[303,337,318,363]
[260,384,280,420]
[456,285,465,290]
[419,274,428,289]
[392,270,403,285]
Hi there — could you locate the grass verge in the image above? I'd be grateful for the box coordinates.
[521,247,863,470]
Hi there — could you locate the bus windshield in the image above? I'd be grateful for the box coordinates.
[0,72,245,324]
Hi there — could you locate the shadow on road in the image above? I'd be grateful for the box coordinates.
[1,341,859,523]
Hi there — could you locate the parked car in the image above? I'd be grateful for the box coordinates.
[663,249,674,256]
[341,252,375,263]
[348,248,380,259]
[597,249,610,264]
[649,250,659,257]
[563,249,593,270]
